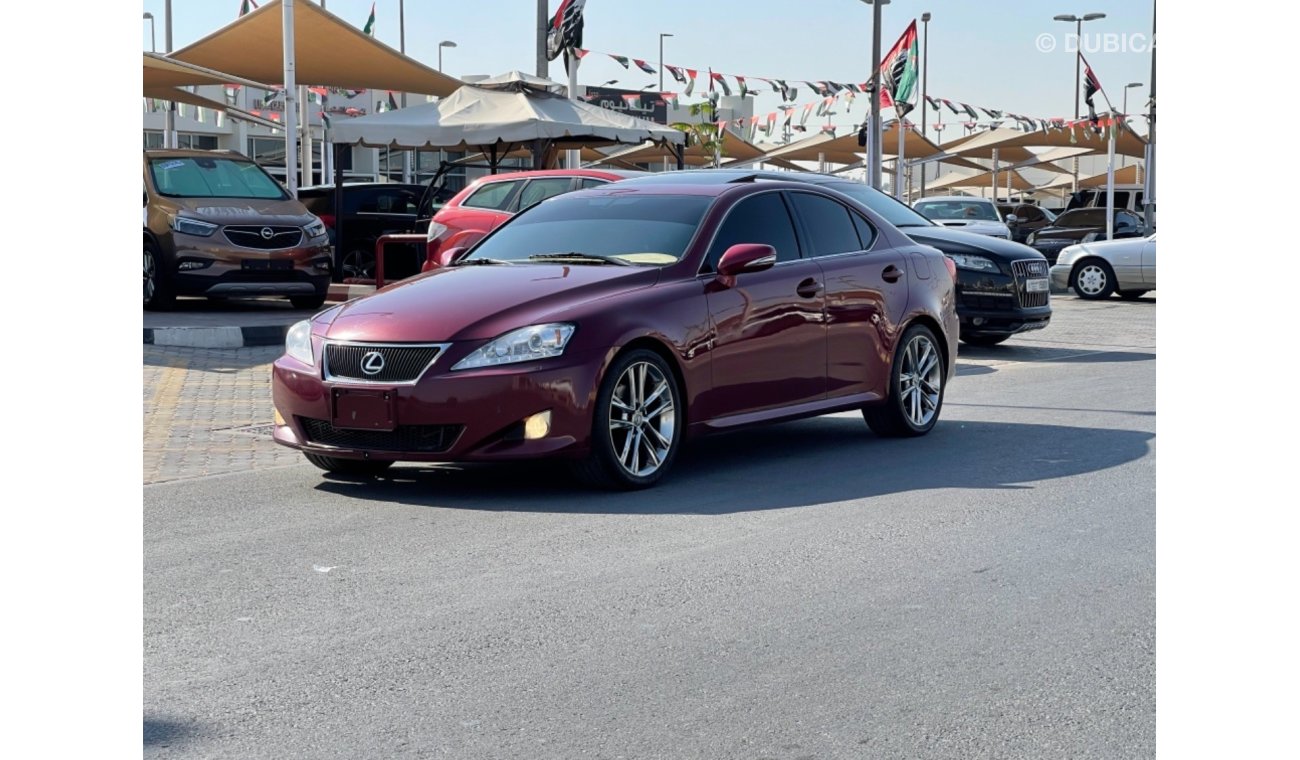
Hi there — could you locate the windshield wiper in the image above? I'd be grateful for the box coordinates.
[457,257,513,266]
[527,252,632,266]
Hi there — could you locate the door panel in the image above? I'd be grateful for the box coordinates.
[1142,240,1157,286]
[816,251,908,399]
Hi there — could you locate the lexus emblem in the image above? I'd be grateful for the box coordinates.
[360,351,386,376]
[260,226,275,240]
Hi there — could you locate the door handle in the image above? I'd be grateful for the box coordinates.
[882,264,905,283]
[796,278,823,298]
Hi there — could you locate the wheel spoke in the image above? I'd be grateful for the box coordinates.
[645,423,671,448]
[611,395,635,412]
[630,428,643,473]
[617,426,634,466]
[644,399,674,419]
[641,433,662,468]
[610,419,635,430]
[642,382,668,410]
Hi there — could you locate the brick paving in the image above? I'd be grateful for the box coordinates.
[141,293,1154,485]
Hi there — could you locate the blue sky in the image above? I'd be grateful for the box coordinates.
[142,0,1155,138]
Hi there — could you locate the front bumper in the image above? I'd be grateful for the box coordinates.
[271,354,602,463]
[1049,264,1074,292]
[955,268,1051,337]
[1029,241,1073,266]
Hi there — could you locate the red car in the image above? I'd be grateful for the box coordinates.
[422,169,644,271]
[273,178,959,489]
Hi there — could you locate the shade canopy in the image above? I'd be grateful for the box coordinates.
[1039,163,1144,190]
[940,128,1042,163]
[170,0,462,96]
[329,71,685,152]
[143,86,281,131]
[143,52,270,90]
[1002,145,1095,175]
[764,125,986,171]
[597,128,768,167]
[925,168,1040,193]
[944,122,1148,160]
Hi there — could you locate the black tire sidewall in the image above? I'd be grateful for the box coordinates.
[891,324,945,435]
[1072,259,1116,300]
[144,237,175,310]
[588,349,683,489]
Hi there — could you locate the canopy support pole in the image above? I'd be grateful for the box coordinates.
[895,121,906,200]
[490,144,499,175]
[281,0,299,196]
[1105,120,1116,240]
[333,142,346,277]
[990,148,998,203]
[676,142,684,170]
[566,52,582,169]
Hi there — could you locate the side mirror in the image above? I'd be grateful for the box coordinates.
[1005,214,1020,225]
[717,244,777,279]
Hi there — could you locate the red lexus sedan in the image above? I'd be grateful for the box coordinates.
[422,169,644,271]
[272,179,959,489]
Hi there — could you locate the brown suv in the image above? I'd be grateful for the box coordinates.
[143,149,333,310]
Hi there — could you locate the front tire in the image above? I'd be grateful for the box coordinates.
[864,324,946,438]
[1117,289,1149,300]
[960,333,1010,347]
[303,453,393,476]
[144,238,176,311]
[1072,259,1117,300]
[571,349,682,490]
[339,248,375,281]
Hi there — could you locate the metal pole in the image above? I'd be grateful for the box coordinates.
[566,54,581,169]
[537,0,549,79]
[145,15,155,52]
[895,120,905,200]
[400,0,412,184]
[919,13,929,199]
[319,0,332,187]
[164,0,176,148]
[1105,120,1115,240]
[991,148,998,202]
[1072,18,1081,193]
[1145,1,1156,230]
[300,86,312,187]
[659,35,665,91]
[282,0,299,196]
[868,0,884,189]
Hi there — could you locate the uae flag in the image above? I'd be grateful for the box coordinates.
[735,76,748,98]
[362,2,376,36]
[665,65,687,85]
[1082,53,1105,123]
[879,20,919,116]
[239,0,259,16]
[633,59,657,75]
[925,95,940,111]
[683,69,698,96]
[710,71,732,97]
[387,91,399,111]
[609,54,630,69]
[546,0,586,61]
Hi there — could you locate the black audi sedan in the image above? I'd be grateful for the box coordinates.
[1026,207,1146,266]
[619,170,1050,347]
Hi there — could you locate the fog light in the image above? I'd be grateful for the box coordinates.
[973,317,986,326]
[273,408,286,426]
[177,260,209,271]
[523,410,551,440]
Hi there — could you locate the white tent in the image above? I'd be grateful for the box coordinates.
[330,71,684,169]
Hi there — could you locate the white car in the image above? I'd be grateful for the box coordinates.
[912,196,1011,239]
[1049,233,1156,300]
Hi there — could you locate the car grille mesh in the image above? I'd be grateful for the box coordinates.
[959,292,1017,312]
[300,418,461,453]
[1012,259,1050,308]
[224,225,304,250]
[324,343,445,383]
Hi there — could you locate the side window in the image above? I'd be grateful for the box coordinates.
[850,213,877,249]
[462,180,523,211]
[1112,191,1131,210]
[354,189,383,214]
[704,192,801,272]
[376,190,419,214]
[1016,205,1043,223]
[788,192,863,258]
[579,178,609,190]
[1117,211,1139,229]
[516,178,577,210]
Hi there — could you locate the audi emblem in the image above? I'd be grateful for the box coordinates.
[360,351,386,376]
[260,226,275,240]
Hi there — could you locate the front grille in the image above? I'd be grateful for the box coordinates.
[324,343,448,383]
[301,418,462,453]
[960,291,1017,312]
[1011,259,1051,308]
[223,225,304,250]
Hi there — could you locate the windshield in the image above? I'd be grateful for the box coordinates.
[823,182,935,228]
[914,200,1001,222]
[1055,208,1107,227]
[149,156,289,200]
[465,194,711,266]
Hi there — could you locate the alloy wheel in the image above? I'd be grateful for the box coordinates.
[607,361,676,478]
[341,250,375,280]
[1076,264,1109,296]
[898,334,942,428]
[144,248,156,305]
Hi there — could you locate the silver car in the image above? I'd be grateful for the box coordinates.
[1049,233,1156,300]
[913,196,1011,239]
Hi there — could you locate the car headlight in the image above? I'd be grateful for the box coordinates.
[946,253,1000,272]
[1026,232,1037,245]
[1081,232,1101,243]
[427,222,449,242]
[285,319,314,365]
[172,216,218,237]
[452,323,575,370]
[304,218,327,239]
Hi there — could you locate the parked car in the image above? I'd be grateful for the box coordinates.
[1050,233,1156,300]
[913,196,1011,239]
[1026,208,1146,265]
[998,203,1057,244]
[621,170,1050,347]
[1065,185,1145,213]
[143,149,332,310]
[298,183,428,281]
[272,178,958,489]
[423,169,645,271]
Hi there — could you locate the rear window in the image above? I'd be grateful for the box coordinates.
[914,200,1000,222]
[149,156,288,200]
[462,180,523,211]
[1055,209,1106,227]
[824,182,934,229]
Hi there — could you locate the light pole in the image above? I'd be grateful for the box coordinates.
[862,0,890,190]
[438,40,457,72]
[1121,82,1142,168]
[164,0,176,148]
[143,12,155,52]
[658,33,674,91]
[1054,12,1106,192]
[919,11,930,199]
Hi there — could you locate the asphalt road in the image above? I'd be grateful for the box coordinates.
[144,295,1156,759]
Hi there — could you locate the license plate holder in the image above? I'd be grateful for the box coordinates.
[1025,278,1049,292]
[331,388,396,431]
[241,259,293,271]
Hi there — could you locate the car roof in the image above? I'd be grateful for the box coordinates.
[617,168,849,187]
[474,168,646,183]
[144,148,252,160]
[915,195,994,203]
[297,182,424,192]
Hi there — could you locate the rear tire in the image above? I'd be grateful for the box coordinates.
[303,453,393,476]
[1117,289,1149,300]
[570,349,682,490]
[960,333,1010,347]
[1072,259,1117,300]
[143,238,176,311]
[290,292,328,310]
[864,323,946,438]
[339,248,375,281]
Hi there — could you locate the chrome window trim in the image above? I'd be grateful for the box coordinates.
[321,340,452,385]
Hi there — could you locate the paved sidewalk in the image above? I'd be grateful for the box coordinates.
[144,286,376,348]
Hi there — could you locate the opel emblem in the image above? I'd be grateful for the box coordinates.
[260,226,275,240]
[360,351,386,376]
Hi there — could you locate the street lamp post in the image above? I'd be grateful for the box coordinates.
[438,40,457,72]
[919,11,931,199]
[659,33,674,91]
[143,12,155,52]
[1054,12,1106,193]
[862,0,890,190]
[1121,82,1142,168]
[164,0,176,148]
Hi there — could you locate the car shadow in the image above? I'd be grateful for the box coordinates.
[144,717,198,748]
[312,417,1153,515]
[958,344,1155,364]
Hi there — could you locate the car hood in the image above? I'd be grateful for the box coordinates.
[169,197,315,226]
[319,263,661,342]
[901,225,1044,260]
[1032,225,1098,242]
